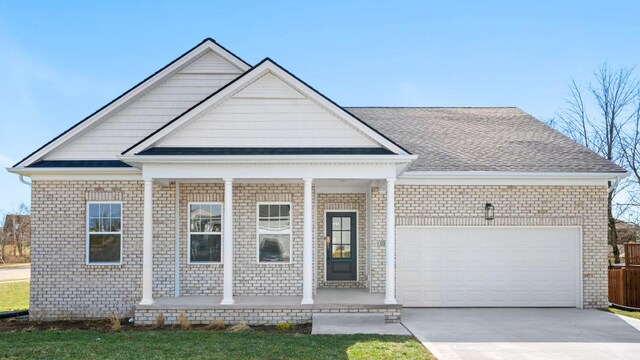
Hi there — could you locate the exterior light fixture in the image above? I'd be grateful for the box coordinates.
[484,203,495,220]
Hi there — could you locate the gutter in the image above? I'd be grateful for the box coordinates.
[19,175,31,187]
[608,176,621,194]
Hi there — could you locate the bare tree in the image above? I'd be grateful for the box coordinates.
[0,202,31,264]
[556,63,639,263]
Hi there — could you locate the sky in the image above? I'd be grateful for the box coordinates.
[1,0,640,213]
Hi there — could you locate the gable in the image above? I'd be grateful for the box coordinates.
[14,38,250,166]
[44,50,245,160]
[156,73,379,148]
[124,59,409,155]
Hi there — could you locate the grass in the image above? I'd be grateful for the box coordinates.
[0,330,433,359]
[0,280,29,312]
[605,307,640,320]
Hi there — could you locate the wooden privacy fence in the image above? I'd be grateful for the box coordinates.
[609,243,640,308]
[625,243,640,267]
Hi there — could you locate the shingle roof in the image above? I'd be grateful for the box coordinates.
[345,107,626,173]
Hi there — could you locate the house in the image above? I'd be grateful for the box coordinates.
[7,38,626,325]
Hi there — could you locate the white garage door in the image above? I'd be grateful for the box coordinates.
[397,227,581,307]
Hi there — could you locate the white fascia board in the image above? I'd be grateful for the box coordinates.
[119,154,417,165]
[141,162,398,180]
[124,60,410,156]
[7,167,141,181]
[15,40,250,168]
[398,171,628,186]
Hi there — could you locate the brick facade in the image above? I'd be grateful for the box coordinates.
[29,180,608,321]
[369,185,609,308]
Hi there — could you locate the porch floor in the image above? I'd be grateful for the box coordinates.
[139,288,390,310]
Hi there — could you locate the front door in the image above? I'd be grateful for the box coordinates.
[326,212,357,281]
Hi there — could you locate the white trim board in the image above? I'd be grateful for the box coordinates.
[398,171,627,186]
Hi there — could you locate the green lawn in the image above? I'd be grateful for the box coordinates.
[0,330,433,359]
[606,307,640,320]
[0,281,29,312]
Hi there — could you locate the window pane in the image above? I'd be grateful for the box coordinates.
[342,217,351,230]
[191,204,221,233]
[110,204,121,218]
[100,217,110,232]
[99,204,110,218]
[259,205,268,218]
[332,218,341,230]
[279,218,290,231]
[341,245,351,258]
[89,234,121,263]
[89,204,100,218]
[332,231,341,245]
[269,205,280,218]
[280,205,290,218]
[332,245,342,258]
[88,217,100,232]
[259,234,290,262]
[190,234,221,262]
[110,218,121,232]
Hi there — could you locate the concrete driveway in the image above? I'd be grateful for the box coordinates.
[402,308,640,360]
[0,265,30,282]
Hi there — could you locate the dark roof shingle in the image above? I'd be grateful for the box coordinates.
[345,107,625,173]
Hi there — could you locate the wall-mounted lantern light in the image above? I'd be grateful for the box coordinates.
[484,203,495,220]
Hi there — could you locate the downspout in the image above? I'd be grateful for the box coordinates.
[608,176,621,194]
[19,175,32,186]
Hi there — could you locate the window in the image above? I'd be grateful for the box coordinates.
[87,202,122,265]
[257,203,291,263]
[188,203,222,263]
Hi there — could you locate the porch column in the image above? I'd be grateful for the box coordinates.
[140,179,154,305]
[221,178,234,305]
[384,178,397,304]
[301,178,314,304]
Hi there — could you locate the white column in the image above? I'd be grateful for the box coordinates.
[301,178,314,304]
[221,178,234,305]
[384,178,397,305]
[140,179,154,305]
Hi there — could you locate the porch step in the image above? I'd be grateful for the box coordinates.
[311,313,410,335]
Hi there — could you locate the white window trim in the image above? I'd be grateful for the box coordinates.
[187,201,223,264]
[86,201,123,266]
[256,201,293,264]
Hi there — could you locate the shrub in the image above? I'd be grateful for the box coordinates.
[155,313,165,329]
[275,322,293,331]
[205,319,225,330]
[178,313,190,330]
[109,313,122,332]
[227,322,252,332]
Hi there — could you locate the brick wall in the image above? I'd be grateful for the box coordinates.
[30,180,609,320]
[30,180,144,320]
[369,184,609,308]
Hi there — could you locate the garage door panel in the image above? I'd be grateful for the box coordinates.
[397,227,580,307]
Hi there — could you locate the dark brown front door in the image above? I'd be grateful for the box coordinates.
[326,212,357,281]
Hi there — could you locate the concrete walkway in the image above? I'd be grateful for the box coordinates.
[311,313,410,335]
[402,308,640,360]
[0,265,30,282]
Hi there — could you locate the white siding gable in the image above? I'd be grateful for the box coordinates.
[157,72,379,148]
[45,50,244,160]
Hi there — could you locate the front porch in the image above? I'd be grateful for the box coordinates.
[135,289,402,325]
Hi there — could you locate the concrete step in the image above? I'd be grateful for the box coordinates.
[311,313,410,335]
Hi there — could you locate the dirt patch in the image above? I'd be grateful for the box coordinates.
[0,317,311,334]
